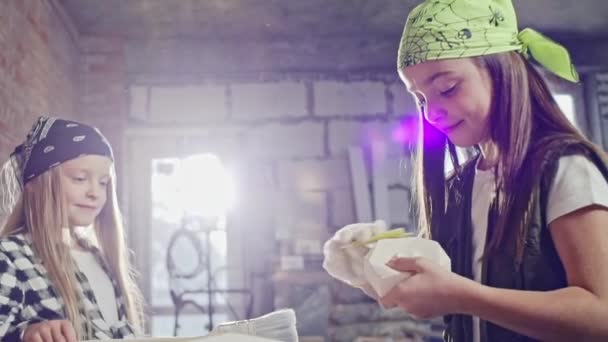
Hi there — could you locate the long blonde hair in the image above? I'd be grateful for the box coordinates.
[1,165,144,340]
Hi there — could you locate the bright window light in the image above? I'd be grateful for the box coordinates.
[176,154,236,219]
[553,94,577,128]
[149,153,233,312]
[151,154,236,224]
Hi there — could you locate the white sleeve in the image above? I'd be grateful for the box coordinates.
[547,155,608,224]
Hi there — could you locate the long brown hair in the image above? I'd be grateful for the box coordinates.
[1,165,144,340]
[415,51,604,259]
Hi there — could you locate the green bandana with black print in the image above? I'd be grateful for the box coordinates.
[397,0,579,82]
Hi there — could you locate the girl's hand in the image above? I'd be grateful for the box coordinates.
[23,320,77,342]
[379,256,480,320]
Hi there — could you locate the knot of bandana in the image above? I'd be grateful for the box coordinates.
[397,0,579,83]
[517,28,579,82]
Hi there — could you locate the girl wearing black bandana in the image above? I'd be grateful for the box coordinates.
[0,116,144,341]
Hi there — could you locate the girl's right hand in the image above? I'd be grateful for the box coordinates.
[322,220,387,288]
[23,320,77,342]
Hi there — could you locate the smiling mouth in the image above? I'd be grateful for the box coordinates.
[442,121,464,134]
[76,205,98,210]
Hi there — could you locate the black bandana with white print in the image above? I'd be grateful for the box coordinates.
[11,116,113,186]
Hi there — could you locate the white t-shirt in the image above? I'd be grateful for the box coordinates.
[471,155,608,342]
[71,249,119,326]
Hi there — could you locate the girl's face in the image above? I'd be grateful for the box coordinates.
[400,58,494,147]
[59,155,113,228]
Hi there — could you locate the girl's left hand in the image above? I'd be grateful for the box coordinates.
[379,256,480,320]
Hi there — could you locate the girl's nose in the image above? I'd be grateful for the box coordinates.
[424,104,448,125]
[86,183,102,199]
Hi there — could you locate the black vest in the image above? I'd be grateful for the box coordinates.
[435,141,608,342]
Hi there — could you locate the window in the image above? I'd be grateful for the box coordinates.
[149,154,236,336]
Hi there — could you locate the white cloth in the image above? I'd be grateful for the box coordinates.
[471,155,608,342]
[322,220,388,288]
[71,249,119,326]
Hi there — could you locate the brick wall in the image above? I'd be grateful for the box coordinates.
[0,0,80,158]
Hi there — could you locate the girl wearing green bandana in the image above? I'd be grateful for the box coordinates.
[323,0,608,341]
[387,0,608,341]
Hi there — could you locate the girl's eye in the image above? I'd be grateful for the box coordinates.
[72,177,86,182]
[440,84,458,97]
